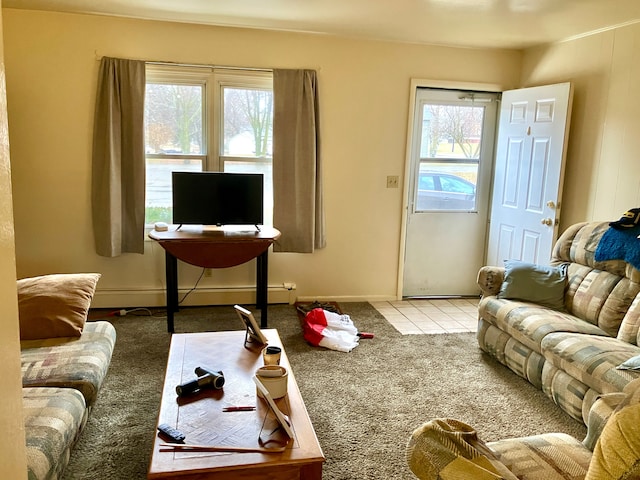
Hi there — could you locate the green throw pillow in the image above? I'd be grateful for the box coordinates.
[497,260,567,311]
[617,355,640,371]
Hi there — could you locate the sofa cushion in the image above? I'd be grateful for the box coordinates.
[551,222,626,276]
[24,386,87,480]
[497,260,567,311]
[541,332,640,395]
[551,221,640,336]
[18,273,101,340]
[21,320,116,406]
[564,264,640,336]
[479,296,608,355]
[617,291,640,345]
[488,433,592,480]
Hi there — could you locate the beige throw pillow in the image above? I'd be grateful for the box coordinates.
[17,273,101,340]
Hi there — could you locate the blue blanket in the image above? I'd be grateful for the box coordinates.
[595,226,640,270]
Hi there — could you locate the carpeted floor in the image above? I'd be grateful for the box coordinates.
[63,302,586,479]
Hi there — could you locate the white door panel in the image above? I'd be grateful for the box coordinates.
[495,225,515,262]
[522,230,541,263]
[503,138,523,206]
[487,83,573,267]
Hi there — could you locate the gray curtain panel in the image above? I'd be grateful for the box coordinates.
[91,57,146,257]
[273,69,325,253]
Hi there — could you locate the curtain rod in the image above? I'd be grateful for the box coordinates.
[146,60,272,73]
[95,52,272,72]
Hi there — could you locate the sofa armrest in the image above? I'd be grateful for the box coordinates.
[407,418,518,480]
[583,392,626,451]
[583,377,640,451]
[586,401,640,480]
[477,266,505,297]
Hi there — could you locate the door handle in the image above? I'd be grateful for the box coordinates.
[541,218,553,226]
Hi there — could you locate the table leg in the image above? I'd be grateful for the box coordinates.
[300,462,323,480]
[256,250,268,328]
[165,252,178,333]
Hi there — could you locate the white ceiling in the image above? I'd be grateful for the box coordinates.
[5,0,640,50]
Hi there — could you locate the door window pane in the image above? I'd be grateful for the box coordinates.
[416,165,478,211]
[415,103,485,212]
[420,104,484,159]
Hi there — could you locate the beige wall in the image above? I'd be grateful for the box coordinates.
[521,24,640,232]
[2,9,521,306]
[1,7,638,477]
[0,3,28,477]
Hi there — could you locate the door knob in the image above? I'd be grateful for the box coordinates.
[541,218,553,226]
[546,201,556,209]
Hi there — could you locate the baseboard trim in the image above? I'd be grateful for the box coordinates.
[92,285,295,309]
[92,288,396,309]
[295,294,397,303]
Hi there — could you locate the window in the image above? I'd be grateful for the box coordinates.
[413,100,488,212]
[144,66,273,226]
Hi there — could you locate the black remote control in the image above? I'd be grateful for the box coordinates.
[157,423,186,444]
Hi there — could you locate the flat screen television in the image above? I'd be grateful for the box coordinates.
[172,172,264,227]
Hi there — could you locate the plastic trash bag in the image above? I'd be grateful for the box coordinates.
[302,308,359,352]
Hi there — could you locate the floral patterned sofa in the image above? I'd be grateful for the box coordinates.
[476,221,640,426]
[17,273,116,480]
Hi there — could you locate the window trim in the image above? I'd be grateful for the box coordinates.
[214,70,274,171]
[146,65,212,170]
[144,65,274,228]
[146,65,273,171]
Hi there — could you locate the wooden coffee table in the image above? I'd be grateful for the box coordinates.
[147,329,325,479]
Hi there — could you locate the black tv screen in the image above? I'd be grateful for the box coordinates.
[172,172,264,226]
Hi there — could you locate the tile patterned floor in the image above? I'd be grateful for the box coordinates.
[370,298,479,335]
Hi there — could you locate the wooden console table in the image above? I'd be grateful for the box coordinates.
[149,226,281,333]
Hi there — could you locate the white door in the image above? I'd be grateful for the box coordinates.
[486,83,573,267]
[403,88,498,296]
